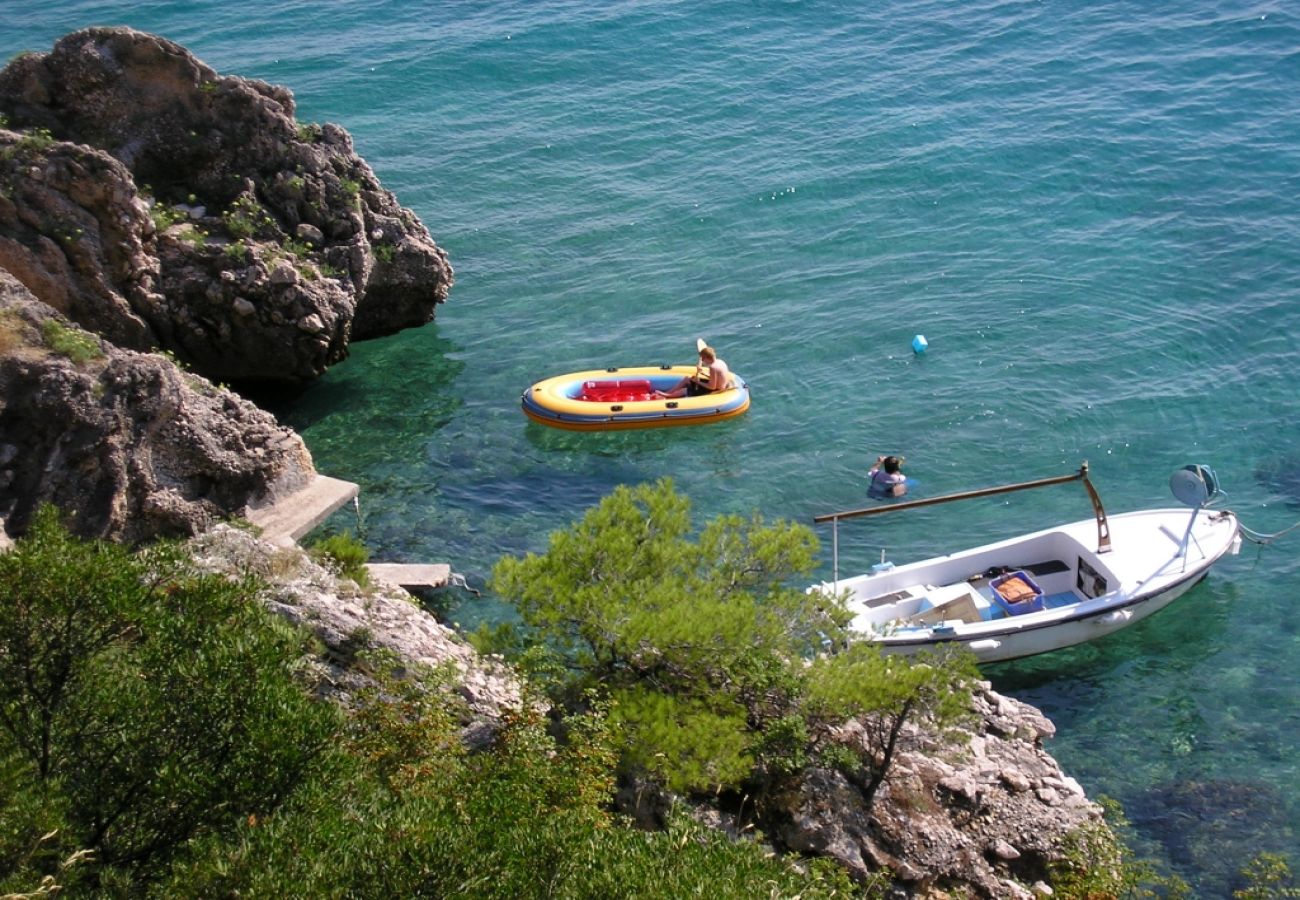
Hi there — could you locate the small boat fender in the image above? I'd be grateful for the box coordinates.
[1098,609,1133,625]
[969,639,1002,652]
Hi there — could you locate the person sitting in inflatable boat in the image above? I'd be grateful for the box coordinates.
[655,344,734,398]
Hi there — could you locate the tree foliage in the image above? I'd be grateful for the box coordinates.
[0,505,338,889]
[0,505,853,897]
[489,478,978,797]
[163,659,853,899]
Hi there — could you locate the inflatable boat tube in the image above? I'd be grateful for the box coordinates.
[521,366,750,431]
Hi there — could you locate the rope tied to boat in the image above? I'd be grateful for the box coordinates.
[1238,517,1300,546]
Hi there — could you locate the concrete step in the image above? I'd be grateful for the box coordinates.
[365,563,452,591]
[246,475,360,547]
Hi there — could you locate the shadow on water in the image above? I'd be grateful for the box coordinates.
[1129,778,1296,898]
[267,327,466,474]
[521,414,751,458]
[1254,452,1300,508]
[986,577,1230,708]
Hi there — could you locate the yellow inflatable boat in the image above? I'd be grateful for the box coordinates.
[521,365,751,431]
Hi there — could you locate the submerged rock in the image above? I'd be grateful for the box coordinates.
[0,27,452,386]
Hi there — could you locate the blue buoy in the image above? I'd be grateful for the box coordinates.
[912,334,928,354]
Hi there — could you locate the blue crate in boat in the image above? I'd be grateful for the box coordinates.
[990,570,1044,615]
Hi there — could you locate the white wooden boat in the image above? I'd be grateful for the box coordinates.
[810,464,1241,664]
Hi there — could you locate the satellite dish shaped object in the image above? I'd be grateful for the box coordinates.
[1170,464,1220,508]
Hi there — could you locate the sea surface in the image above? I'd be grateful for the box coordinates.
[6,1,1300,892]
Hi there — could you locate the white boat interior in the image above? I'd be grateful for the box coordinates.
[831,512,1185,633]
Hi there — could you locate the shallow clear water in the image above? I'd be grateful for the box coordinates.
[7,2,1300,892]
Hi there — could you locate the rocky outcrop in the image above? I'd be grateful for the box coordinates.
[187,524,523,746]
[0,27,452,386]
[617,681,1101,897]
[0,270,313,542]
[768,686,1099,898]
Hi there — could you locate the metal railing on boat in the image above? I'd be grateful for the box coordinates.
[812,462,1111,589]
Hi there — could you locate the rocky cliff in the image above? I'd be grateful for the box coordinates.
[771,688,1100,897]
[187,524,524,747]
[0,270,313,542]
[0,27,452,387]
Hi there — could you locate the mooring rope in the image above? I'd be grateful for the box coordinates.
[448,571,482,597]
[1238,518,1300,545]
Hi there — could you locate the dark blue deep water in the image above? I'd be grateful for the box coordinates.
[6,2,1300,892]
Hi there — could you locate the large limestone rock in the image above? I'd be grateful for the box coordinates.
[187,524,524,746]
[0,27,452,386]
[0,270,314,542]
[769,685,1100,898]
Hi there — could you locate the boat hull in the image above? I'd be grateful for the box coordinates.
[521,366,751,431]
[815,508,1240,664]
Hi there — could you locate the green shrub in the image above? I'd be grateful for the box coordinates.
[16,127,55,155]
[148,201,183,232]
[308,531,371,586]
[284,238,312,258]
[0,506,340,886]
[164,668,854,898]
[490,478,977,798]
[0,506,873,896]
[179,224,207,248]
[222,194,274,240]
[40,318,101,364]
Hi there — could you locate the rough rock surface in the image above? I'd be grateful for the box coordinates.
[0,27,452,386]
[0,270,313,542]
[767,684,1100,898]
[187,524,523,746]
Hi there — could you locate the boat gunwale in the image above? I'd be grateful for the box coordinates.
[864,568,1215,650]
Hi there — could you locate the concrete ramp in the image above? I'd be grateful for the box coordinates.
[247,475,360,547]
[365,563,451,591]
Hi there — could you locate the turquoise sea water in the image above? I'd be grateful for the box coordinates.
[6,2,1300,892]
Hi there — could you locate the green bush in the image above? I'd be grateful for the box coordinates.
[490,478,977,797]
[17,127,55,155]
[40,319,101,364]
[163,666,854,898]
[0,506,339,888]
[147,201,183,232]
[222,194,274,240]
[308,531,371,586]
[0,505,862,896]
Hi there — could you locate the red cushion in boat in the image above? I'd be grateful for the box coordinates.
[579,379,654,402]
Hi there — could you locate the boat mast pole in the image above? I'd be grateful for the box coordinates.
[831,518,839,588]
[813,463,1111,580]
